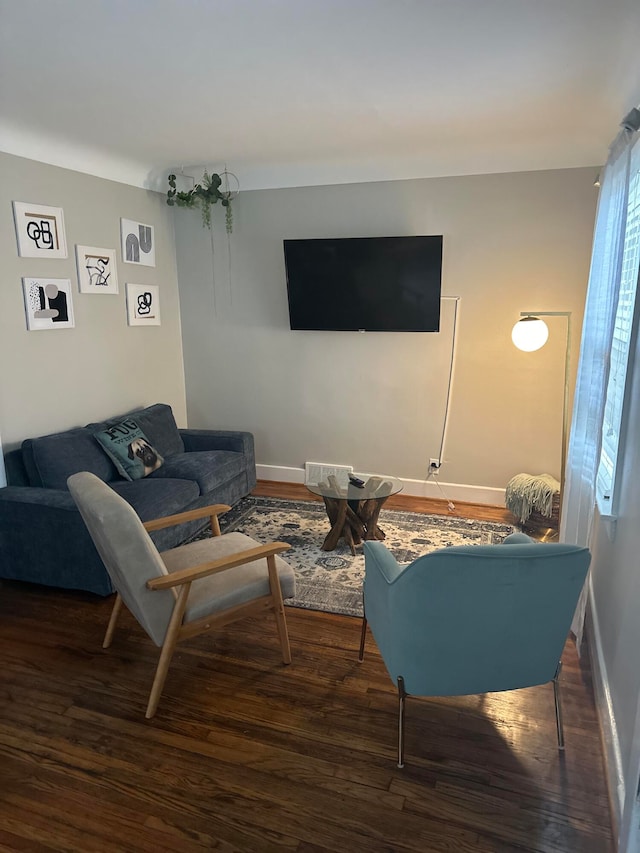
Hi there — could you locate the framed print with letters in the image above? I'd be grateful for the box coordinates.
[121,218,155,266]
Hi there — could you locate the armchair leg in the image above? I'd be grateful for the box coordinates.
[553,660,565,750]
[267,555,291,664]
[146,585,190,719]
[103,593,123,649]
[397,676,407,769]
[358,615,367,662]
[210,513,221,537]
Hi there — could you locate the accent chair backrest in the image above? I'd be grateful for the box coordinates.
[67,471,175,646]
[363,540,591,697]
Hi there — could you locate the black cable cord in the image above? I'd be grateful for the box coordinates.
[436,296,459,462]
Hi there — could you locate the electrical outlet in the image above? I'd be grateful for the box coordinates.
[429,458,441,475]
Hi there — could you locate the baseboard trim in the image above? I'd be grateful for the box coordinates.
[586,580,624,841]
[255,464,506,507]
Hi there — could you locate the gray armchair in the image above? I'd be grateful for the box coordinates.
[359,533,591,767]
[68,471,295,718]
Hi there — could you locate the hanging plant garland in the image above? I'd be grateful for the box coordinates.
[219,170,240,235]
[166,170,238,233]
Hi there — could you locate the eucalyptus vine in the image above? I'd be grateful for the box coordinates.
[167,171,234,233]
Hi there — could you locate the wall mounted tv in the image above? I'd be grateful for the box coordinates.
[284,235,443,332]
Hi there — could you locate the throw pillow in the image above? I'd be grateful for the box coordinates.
[93,418,163,481]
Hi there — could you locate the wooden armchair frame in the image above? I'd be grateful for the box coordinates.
[102,503,292,719]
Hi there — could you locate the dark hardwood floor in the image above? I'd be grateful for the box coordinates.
[0,483,612,852]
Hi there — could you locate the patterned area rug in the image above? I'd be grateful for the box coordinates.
[212,496,515,618]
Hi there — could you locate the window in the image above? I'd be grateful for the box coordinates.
[596,141,640,516]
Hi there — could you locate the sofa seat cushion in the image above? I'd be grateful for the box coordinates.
[87,403,184,459]
[149,450,245,496]
[110,477,199,521]
[23,427,119,489]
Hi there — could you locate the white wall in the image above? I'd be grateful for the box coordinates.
[0,153,187,451]
[174,167,597,498]
[588,312,640,848]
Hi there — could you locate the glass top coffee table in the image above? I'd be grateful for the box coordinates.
[306,474,403,555]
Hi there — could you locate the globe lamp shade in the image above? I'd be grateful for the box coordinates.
[511,316,549,352]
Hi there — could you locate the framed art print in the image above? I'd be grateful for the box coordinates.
[23,278,75,330]
[13,202,67,258]
[121,218,155,267]
[76,245,119,294]
[126,283,160,326]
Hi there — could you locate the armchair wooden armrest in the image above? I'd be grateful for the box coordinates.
[147,542,292,590]
[143,503,232,535]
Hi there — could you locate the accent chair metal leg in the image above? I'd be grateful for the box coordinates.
[358,615,367,662]
[553,660,565,750]
[397,675,407,769]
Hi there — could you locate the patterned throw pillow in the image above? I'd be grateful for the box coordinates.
[93,418,163,481]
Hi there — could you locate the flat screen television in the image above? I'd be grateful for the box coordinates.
[283,235,443,332]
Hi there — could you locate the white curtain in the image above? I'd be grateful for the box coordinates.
[561,123,637,645]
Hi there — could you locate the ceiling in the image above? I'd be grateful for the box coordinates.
[1,0,639,191]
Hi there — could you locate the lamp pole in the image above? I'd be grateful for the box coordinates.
[517,311,572,530]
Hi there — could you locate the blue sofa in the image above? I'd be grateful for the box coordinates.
[0,403,257,596]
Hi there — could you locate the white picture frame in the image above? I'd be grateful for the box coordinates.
[121,218,155,267]
[126,283,160,326]
[76,245,119,294]
[13,201,67,258]
[22,278,75,331]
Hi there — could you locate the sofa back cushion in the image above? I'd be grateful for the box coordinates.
[23,427,119,489]
[4,448,30,486]
[87,403,184,459]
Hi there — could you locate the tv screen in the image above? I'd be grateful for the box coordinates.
[284,236,443,332]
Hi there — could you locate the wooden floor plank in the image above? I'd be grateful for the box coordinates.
[0,487,611,852]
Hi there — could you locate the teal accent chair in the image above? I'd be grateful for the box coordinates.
[358,533,591,767]
[68,472,295,719]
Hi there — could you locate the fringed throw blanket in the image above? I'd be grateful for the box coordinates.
[505,473,560,523]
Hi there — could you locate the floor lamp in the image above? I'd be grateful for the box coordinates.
[511,311,572,530]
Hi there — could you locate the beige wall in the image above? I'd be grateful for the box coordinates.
[0,153,187,450]
[175,167,597,497]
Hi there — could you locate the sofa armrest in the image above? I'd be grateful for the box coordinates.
[0,486,113,595]
[4,450,30,486]
[0,485,78,510]
[179,429,255,458]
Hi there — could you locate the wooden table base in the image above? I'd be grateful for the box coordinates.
[321,495,390,555]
